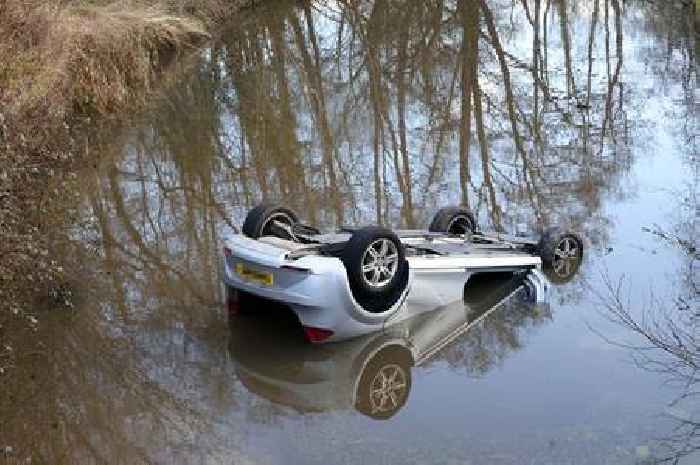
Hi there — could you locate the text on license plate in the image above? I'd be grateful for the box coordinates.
[235,263,274,286]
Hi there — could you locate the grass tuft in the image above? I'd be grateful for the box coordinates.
[1,1,213,118]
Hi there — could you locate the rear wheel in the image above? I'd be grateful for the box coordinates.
[242,204,299,239]
[538,228,584,283]
[341,227,409,314]
[429,206,477,235]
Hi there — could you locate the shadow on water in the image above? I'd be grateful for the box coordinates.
[1,0,697,464]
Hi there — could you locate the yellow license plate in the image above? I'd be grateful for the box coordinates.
[235,263,274,286]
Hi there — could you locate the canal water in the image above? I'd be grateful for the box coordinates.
[2,1,697,464]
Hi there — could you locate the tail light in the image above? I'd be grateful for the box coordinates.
[303,326,334,343]
[223,246,233,258]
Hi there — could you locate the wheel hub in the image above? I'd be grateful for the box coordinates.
[361,238,399,287]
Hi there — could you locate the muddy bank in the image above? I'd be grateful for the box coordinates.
[0,0,250,374]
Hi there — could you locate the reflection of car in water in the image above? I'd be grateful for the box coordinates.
[229,271,549,420]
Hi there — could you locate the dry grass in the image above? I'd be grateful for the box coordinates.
[0,0,253,119]
[1,1,213,118]
[0,0,248,374]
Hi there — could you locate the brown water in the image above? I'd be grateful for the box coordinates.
[1,1,698,464]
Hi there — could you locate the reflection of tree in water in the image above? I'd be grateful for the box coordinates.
[63,0,695,302]
[74,0,667,336]
[426,289,552,375]
[0,282,252,464]
[83,0,699,271]
[596,167,698,463]
[97,0,656,237]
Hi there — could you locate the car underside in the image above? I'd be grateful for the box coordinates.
[222,204,584,342]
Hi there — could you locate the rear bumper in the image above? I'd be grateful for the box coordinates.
[222,235,395,342]
[222,255,342,309]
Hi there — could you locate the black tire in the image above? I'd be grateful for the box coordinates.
[242,204,299,239]
[538,227,584,283]
[429,206,477,235]
[341,227,409,314]
[355,345,412,420]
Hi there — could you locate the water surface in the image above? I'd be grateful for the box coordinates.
[1,1,697,464]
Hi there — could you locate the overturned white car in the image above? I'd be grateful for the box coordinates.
[223,204,583,342]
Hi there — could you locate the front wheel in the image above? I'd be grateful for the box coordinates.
[341,227,409,314]
[538,228,584,283]
[428,206,477,235]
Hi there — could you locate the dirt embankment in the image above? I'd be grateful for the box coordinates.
[0,0,249,372]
